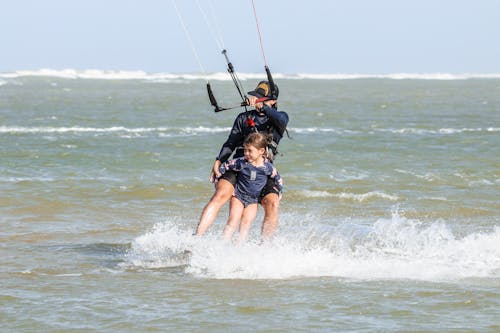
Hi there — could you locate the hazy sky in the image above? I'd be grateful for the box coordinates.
[1,0,499,74]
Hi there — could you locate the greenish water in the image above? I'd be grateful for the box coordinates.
[1,73,499,332]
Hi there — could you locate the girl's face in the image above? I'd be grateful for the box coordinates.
[243,144,265,163]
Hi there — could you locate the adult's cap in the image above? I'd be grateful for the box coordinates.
[247,81,279,99]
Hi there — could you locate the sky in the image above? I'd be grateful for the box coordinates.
[1,0,499,74]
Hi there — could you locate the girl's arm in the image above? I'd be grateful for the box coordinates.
[268,164,283,194]
[218,157,244,175]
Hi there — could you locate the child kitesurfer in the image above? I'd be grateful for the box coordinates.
[218,133,282,244]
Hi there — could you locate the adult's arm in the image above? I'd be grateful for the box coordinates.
[215,115,244,163]
[261,105,289,136]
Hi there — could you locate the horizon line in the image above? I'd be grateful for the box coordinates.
[2,69,500,80]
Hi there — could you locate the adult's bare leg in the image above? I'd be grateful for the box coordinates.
[260,193,280,241]
[194,179,234,235]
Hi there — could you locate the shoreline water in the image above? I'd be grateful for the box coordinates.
[1,75,499,331]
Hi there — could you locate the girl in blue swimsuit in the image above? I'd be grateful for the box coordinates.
[217,133,283,244]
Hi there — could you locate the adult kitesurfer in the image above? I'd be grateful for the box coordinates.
[194,80,289,240]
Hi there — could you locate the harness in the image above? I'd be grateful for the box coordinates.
[245,114,279,162]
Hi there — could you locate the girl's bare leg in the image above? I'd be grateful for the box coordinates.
[222,197,244,242]
[237,204,258,244]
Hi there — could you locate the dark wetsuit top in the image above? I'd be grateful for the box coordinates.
[216,105,289,163]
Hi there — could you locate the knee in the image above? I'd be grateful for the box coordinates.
[211,191,228,204]
[262,194,279,212]
[210,188,233,205]
[213,182,233,200]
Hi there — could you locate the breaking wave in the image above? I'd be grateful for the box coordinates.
[2,69,500,81]
[2,126,497,136]
[0,126,230,135]
[124,211,500,281]
[299,190,398,202]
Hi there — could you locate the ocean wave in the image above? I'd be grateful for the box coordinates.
[2,125,498,137]
[329,169,370,182]
[334,191,399,202]
[377,127,500,135]
[301,190,334,198]
[125,212,500,281]
[0,69,267,81]
[292,128,358,134]
[289,127,499,136]
[298,190,398,202]
[291,73,500,80]
[0,175,122,183]
[2,69,500,81]
[394,169,442,182]
[0,126,230,135]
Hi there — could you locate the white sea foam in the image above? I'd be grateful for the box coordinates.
[2,69,500,81]
[125,223,195,269]
[3,125,497,139]
[293,189,397,201]
[0,69,263,81]
[301,190,334,198]
[292,127,358,135]
[334,191,399,202]
[418,196,448,202]
[394,169,442,182]
[295,127,500,136]
[0,125,230,135]
[125,212,500,281]
[292,72,500,80]
[0,176,122,183]
[0,176,56,183]
[377,127,500,135]
[329,169,369,182]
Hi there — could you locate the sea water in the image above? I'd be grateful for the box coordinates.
[1,70,499,332]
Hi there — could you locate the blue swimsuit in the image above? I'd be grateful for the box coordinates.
[219,157,283,207]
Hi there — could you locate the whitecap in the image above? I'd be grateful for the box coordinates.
[125,214,500,281]
[329,169,369,182]
[4,69,499,81]
[378,127,500,135]
[301,190,333,198]
[334,191,399,202]
[0,125,230,136]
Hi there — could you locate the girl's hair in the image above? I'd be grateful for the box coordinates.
[244,132,269,150]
